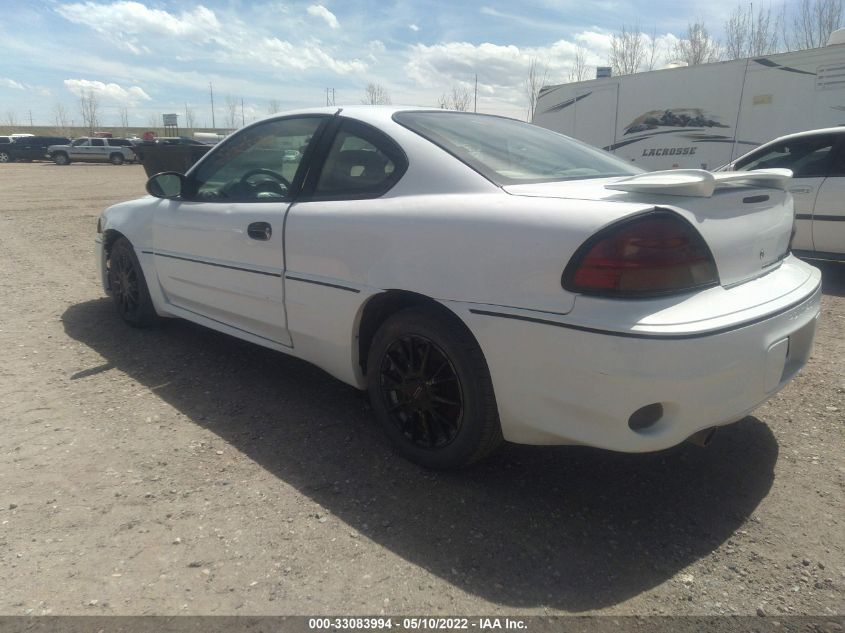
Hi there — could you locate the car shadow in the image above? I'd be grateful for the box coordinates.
[62,299,778,612]
[811,259,844,297]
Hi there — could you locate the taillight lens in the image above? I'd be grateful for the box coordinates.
[562,210,719,297]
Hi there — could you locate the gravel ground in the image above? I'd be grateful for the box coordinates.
[0,162,842,617]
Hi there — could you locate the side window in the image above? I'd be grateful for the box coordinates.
[736,136,834,177]
[190,116,325,202]
[826,141,845,177]
[72,139,89,147]
[91,139,105,147]
[313,120,406,198]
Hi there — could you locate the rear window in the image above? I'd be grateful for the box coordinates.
[393,111,641,186]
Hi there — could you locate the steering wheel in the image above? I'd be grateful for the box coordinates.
[239,168,291,191]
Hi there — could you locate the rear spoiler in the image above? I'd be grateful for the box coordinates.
[605,168,792,198]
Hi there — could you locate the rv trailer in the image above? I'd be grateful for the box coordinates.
[533,40,845,170]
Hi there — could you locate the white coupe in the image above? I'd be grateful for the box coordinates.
[96,107,821,468]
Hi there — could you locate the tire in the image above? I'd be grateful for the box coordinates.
[109,153,125,165]
[107,237,161,328]
[0,151,11,163]
[53,153,69,165]
[366,306,503,469]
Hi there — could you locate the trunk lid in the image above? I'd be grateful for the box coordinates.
[504,171,795,287]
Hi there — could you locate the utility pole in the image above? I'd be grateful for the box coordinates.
[209,82,216,129]
[241,98,245,126]
[185,102,189,130]
[325,88,335,106]
[474,74,477,113]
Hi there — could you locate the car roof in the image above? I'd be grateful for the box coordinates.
[242,105,515,130]
[763,126,845,144]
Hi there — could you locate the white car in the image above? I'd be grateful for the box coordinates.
[95,107,821,468]
[721,127,845,261]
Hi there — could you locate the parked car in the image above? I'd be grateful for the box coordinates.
[48,137,136,165]
[3,136,71,162]
[96,107,821,468]
[721,128,844,261]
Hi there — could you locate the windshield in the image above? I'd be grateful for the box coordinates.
[393,111,641,186]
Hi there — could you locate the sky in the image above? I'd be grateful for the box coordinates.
[0,0,800,129]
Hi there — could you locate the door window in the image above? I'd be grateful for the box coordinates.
[72,139,90,147]
[736,136,836,177]
[91,139,105,147]
[312,120,406,198]
[190,116,325,202]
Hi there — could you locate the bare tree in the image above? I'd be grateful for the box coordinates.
[790,0,842,49]
[268,99,282,114]
[672,21,722,65]
[568,46,589,82]
[225,95,239,129]
[4,110,18,127]
[361,82,391,105]
[184,106,197,130]
[610,23,647,75]
[118,106,130,134]
[437,85,472,111]
[725,3,780,59]
[645,27,661,70]
[526,58,548,121]
[79,89,100,134]
[53,102,69,134]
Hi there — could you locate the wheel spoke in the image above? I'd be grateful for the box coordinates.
[431,394,461,407]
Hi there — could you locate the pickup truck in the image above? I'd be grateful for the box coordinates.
[48,138,136,165]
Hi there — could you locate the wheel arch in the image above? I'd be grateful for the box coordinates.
[355,289,483,377]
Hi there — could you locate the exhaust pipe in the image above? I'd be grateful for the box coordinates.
[686,427,716,447]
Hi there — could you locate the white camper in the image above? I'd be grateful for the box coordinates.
[533,39,845,170]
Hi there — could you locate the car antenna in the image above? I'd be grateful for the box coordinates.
[334,108,343,116]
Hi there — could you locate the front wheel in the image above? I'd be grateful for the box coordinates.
[107,237,161,327]
[53,153,69,165]
[367,307,502,469]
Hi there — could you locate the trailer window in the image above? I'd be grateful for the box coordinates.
[394,111,641,185]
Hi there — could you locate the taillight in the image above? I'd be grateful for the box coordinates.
[562,210,718,298]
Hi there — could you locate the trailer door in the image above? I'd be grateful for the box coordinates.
[573,84,619,152]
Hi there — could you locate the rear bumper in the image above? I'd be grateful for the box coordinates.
[452,260,821,451]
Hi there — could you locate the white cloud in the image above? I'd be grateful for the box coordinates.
[64,78,151,104]
[307,4,340,29]
[0,78,25,90]
[243,38,367,74]
[56,1,221,53]
[369,40,386,53]
[409,24,420,32]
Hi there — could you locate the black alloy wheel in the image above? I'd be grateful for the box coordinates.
[378,334,464,450]
[107,237,160,327]
[367,306,502,469]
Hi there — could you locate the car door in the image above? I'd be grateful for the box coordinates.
[810,139,845,258]
[69,139,90,160]
[151,115,329,347]
[734,134,837,253]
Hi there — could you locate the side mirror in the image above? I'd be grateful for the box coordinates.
[146,172,186,199]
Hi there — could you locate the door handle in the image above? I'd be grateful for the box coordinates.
[789,187,812,194]
[247,222,272,240]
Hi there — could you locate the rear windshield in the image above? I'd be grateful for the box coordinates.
[393,111,641,185]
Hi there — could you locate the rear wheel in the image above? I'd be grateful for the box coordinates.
[109,153,125,165]
[367,307,502,469]
[0,151,11,163]
[107,237,161,328]
[53,153,69,165]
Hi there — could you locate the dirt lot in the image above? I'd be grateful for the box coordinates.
[0,162,843,617]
